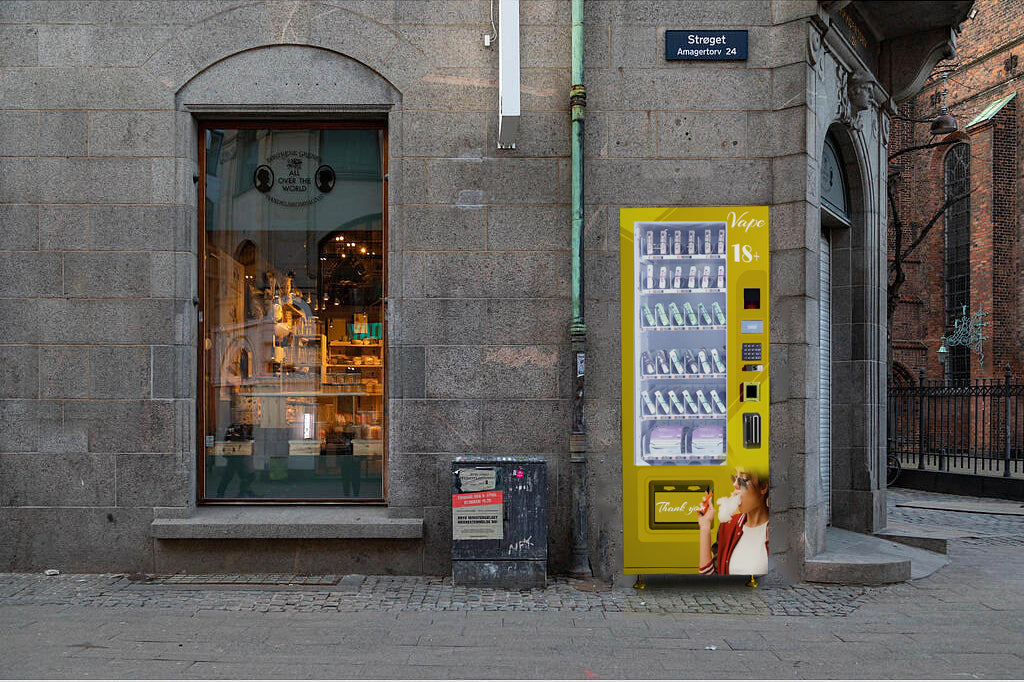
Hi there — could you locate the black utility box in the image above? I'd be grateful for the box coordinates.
[451,456,547,588]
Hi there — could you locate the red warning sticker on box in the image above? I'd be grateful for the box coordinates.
[452,490,503,508]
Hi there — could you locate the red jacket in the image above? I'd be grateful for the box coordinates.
[698,513,768,575]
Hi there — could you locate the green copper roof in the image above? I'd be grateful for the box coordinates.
[966,92,1016,129]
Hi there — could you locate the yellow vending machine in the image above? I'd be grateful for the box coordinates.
[620,207,769,578]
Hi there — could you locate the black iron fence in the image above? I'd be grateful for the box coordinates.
[888,368,1024,479]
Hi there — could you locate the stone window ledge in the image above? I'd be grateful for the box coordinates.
[151,506,423,540]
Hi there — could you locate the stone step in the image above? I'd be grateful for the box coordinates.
[804,527,948,585]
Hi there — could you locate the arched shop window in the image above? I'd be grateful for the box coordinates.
[943,143,970,384]
[199,123,386,502]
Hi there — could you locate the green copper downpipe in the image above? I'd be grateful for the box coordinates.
[568,0,590,578]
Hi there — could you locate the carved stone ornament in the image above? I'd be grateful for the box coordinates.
[837,66,872,131]
[808,26,825,80]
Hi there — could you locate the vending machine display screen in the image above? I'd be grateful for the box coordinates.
[634,222,728,467]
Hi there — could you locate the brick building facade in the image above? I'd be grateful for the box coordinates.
[890,0,1022,383]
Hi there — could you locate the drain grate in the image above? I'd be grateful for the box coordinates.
[146,574,340,586]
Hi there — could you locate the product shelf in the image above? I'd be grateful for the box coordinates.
[641,372,726,380]
[641,414,727,421]
[639,253,727,261]
[640,288,726,295]
[641,325,726,332]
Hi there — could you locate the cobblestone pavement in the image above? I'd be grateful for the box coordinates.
[1,487,1022,679]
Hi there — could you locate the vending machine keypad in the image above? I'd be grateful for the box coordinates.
[742,343,762,361]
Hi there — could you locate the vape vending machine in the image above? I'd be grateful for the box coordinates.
[620,207,769,575]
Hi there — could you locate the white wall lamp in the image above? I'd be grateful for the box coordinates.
[497,0,520,149]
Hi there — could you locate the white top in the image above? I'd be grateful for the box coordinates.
[728,521,768,575]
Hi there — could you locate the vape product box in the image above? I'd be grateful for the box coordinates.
[654,390,671,414]
[641,351,655,375]
[645,230,654,255]
[697,302,712,325]
[717,265,725,288]
[668,391,686,414]
[654,303,669,326]
[710,389,727,414]
[669,349,684,374]
[687,266,697,288]
[695,389,713,414]
[698,348,712,374]
[641,391,657,414]
[668,302,684,326]
[712,301,726,325]
[711,348,725,373]
[673,230,682,255]
[659,266,668,289]
[687,230,695,255]
[692,424,724,454]
[656,349,670,374]
[704,229,712,254]
[684,348,698,373]
[659,229,667,255]
[646,264,654,289]
[682,302,697,326]
[673,266,682,289]
[681,390,699,414]
[701,265,711,289]
[641,304,656,326]
[717,229,726,254]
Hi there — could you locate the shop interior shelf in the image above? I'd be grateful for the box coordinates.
[641,373,726,380]
[640,288,726,295]
[639,253,727,261]
[641,414,726,421]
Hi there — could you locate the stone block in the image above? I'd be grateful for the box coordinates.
[610,25,661,69]
[0,26,38,66]
[38,111,87,157]
[396,1,487,23]
[90,205,183,251]
[584,397,622,454]
[396,299,485,346]
[772,153,811,204]
[399,204,486,251]
[767,201,814,251]
[520,24,570,68]
[0,111,39,155]
[482,399,568,454]
[399,250,425,298]
[772,0,818,24]
[40,346,89,399]
[90,111,176,157]
[0,399,47,453]
[386,453,446,507]
[151,345,193,399]
[590,111,656,159]
[425,157,565,205]
[0,346,37,399]
[267,0,312,43]
[391,346,425,399]
[588,69,770,112]
[64,252,151,299]
[398,25,492,68]
[39,205,89,250]
[0,453,114,506]
[0,158,152,203]
[89,346,151,399]
[425,345,560,399]
[151,251,195,299]
[487,111,569,158]
[656,111,746,158]
[116,453,190,507]
[486,204,569,251]
[0,205,38,250]
[770,247,814,298]
[593,0,770,24]
[395,400,482,454]
[0,252,62,298]
[481,298,566,345]
[309,5,399,76]
[396,159,425,205]
[86,25,177,67]
[36,299,180,345]
[184,3,272,74]
[772,62,812,110]
[422,251,569,299]
[747,109,807,157]
[39,25,87,66]
[65,399,176,454]
[0,507,155,573]
[0,67,173,110]
[403,109,487,157]
[521,0,569,24]
[587,158,771,205]
[401,68,495,112]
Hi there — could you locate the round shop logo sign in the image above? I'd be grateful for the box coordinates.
[253,151,335,207]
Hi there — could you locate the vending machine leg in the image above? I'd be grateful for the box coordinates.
[747,575,759,588]
[633,575,646,590]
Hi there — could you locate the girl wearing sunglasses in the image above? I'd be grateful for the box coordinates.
[697,468,769,575]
